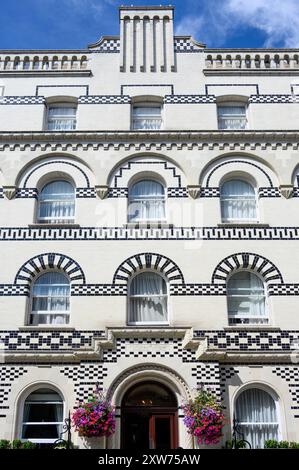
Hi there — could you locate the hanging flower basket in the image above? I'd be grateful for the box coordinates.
[72,388,116,438]
[182,385,225,446]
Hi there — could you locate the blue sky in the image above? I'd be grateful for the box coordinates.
[1,0,299,50]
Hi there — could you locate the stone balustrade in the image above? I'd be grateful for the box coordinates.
[204,51,299,70]
[0,53,89,72]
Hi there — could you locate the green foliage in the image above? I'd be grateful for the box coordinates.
[191,384,223,412]
[225,439,247,449]
[264,439,299,449]
[0,440,11,449]
[21,441,37,449]
[11,439,23,449]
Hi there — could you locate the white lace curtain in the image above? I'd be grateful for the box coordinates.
[38,180,75,223]
[31,272,70,325]
[220,180,257,222]
[128,180,166,222]
[227,271,267,324]
[129,272,168,324]
[47,106,77,131]
[235,388,279,449]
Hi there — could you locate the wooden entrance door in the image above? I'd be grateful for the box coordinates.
[149,414,178,449]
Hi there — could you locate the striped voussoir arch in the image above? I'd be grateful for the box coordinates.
[212,252,283,284]
[113,253,184,284]
[15,253,85,285]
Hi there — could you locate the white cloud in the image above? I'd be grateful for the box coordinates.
[175,0,299,47]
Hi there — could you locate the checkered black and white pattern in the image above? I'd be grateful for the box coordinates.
[194,330,299,352]
[0,96,45,105]
[258,187,281,198]
[164,95,216,104]
[92,38,120,53]
[76,187,96,198]
[102,337,196,363]
[212,252,283,284]
[268,284,299,295]
[0,366,28,414]
[0,189,4,198]
[113,252,185,284]
[191,363,222,400]
[0,330,104,351]
[170,284,226,296]
[71,284,127,296]
[249,95,295,104]
[200,187,220,197]
[174,37,202,53]
[78,95,131,104]
[61,363,108,403]
[108,188,128,198]
[167,187,188,197]
[292,188,299,197]
[0,285,29,296]
[15,253,85,285]
[15,188,38,199]
[272,367,299,418]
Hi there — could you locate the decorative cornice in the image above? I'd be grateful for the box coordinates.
[1,130,299,152]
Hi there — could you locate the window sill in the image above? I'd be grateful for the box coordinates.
[28,223,80,228]
[217,223,269,227]
[19,326,75,331]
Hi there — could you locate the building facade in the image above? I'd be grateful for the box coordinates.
[0,5,299,449]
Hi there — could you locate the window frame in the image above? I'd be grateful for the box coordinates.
[131,103,163,131]
[20,387,65,445]
[217,101,248,130]
[128,178,167,224]
[45,102,77,131]
[233,385,281,449]
[28,271,71,326]
[220,177,259,224]
[226,269,269,326]
[36,179,76,225]
[127,270,169,326]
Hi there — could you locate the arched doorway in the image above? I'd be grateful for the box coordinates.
[121,381,178,449]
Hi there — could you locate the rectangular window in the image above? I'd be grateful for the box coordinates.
[217,105,247,130]
[47,106,77,131]
[132,105,162,130]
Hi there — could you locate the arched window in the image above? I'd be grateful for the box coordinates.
[227,271,268,325]
[235,388,279,448]
[22,388,64,446]
[30,272,70,325]
[128,180,166,223]
[129,272,168,325]
[37,180,75,224]
[220,179,257,223]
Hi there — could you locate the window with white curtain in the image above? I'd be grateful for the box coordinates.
[217,104,247,129]
[47,105,77,130]
[235,388,279,449]
[227,271,268,325]
[37,180,75,224]
[30,272,70,325]
[22,388,64,445]
[128,180,166,223]
[220,179,257,223]
[132,105,162,130]
[129,272,168,325]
